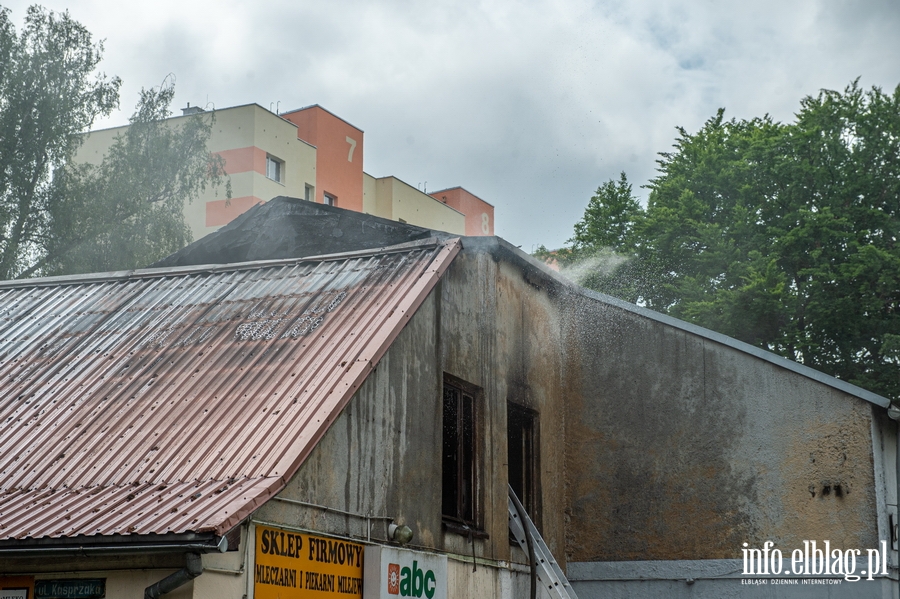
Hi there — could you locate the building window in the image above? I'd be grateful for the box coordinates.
[323,192,337,207]
[266,155,283,183]
[442,375,480,529]
[508,403,539,523]
[305,184,314,202]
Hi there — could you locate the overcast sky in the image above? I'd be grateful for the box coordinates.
[4,0,900,249]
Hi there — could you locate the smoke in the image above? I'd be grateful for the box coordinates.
[556,249,631,287]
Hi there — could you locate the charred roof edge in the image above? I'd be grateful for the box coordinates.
[460,236,891,410]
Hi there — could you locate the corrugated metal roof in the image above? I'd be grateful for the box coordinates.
[0,238,460,542]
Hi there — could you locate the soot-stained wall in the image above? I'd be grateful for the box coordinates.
[561,290,880,562]
[438,245,567,562]
[263,241,569,565]
[259,238,881,569]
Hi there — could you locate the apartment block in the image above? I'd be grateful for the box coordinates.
[76,103,495,241]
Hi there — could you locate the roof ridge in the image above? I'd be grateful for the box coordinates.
[0,237,456,290]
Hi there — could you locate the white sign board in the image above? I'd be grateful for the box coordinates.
[363,545,447,599]
[1,590,27,599]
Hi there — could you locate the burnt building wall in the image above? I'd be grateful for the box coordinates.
[438,246,568,563]
[261,237,882,570]
[258,288,445,547]
[263,242,569,566]
[561,289,880,562]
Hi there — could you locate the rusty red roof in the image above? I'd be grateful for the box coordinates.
[0,238,460,543]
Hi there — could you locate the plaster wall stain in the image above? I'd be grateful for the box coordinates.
[776,406,878,549]
[562,297,758,561]
[438,251,568,562]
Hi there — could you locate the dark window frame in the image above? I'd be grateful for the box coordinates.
[441,373,484,534]
[508,402,540,529]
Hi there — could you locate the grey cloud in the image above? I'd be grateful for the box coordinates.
[3,0,899,249]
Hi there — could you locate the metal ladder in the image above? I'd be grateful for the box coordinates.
[508,485,579,599]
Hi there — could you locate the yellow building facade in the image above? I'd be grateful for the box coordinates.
[363,174,466,234]
[76,103,488,241]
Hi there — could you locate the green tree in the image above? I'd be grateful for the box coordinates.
[0,6,227,279]
[536,173,648,300]
[559,81,900,400]
[571,172,643,253]
[44,78,228,275]
[0,5,120,279]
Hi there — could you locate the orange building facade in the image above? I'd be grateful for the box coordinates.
[281,105,365,212]
[429,187,495,236]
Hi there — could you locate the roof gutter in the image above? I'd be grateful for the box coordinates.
[145,553,203,599]
[0,536,227,557]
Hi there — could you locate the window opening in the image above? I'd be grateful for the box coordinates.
[442,375,479,527]
[324,192,337,207]
[508,403,539,525]
[266,155,283,183]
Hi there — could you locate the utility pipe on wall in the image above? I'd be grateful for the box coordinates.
[144,553,203,599]
[887,404,900,598]
[892,412,900,599]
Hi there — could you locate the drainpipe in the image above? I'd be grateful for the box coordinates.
[895,411,900,597]
[144,553,203,599]
[888,403,900,596]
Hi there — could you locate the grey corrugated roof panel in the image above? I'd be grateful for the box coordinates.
[463,236,892,410]
[0,237,461,542]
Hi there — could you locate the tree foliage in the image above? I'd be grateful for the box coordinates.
[0,5,119,279]
[0,6,227,279]
[44,79,228,275]
[556,81,900,400]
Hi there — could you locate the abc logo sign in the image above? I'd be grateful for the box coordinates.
[386,561,437,598]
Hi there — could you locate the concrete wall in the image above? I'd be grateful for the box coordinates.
[447,558,556,599]
[361,173,466,234]
[260,240,888,588]
[439,247,567,561]
[195,529,249,599]
[362,172,382,217]
[199,105,316,237]
[388,177,465,234]
[569,560,895,598]
[0,564,199,599]
[261,288,444,548]
[366,176,466,235]
[0,525,250,599]
[560,288,882,563]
